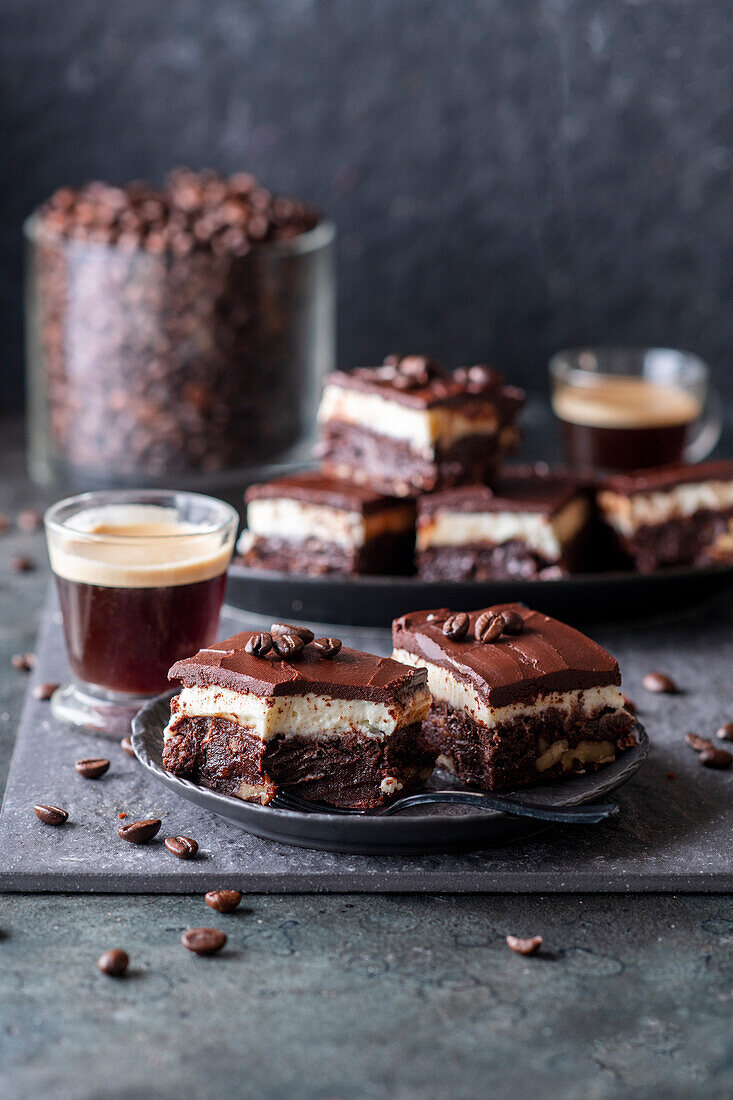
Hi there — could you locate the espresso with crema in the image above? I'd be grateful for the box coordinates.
[552,377,700,471]
[48,506,230,694]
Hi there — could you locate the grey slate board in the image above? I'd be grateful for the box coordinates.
[0,589,732,893]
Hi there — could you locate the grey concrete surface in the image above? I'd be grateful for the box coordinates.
[1,417,732,1098]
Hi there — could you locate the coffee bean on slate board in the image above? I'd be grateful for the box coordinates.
[700,747,733,769]
[33,681,59,701]
[685,732,713,753]
[0,513,9,533]
[205,890,242,913]
[500,609,524,635]
[9,555,34,573]
[120,736,136,757]
[118,818,161,844]
[716,723,733,742]
[97,949,129,977]
[165,836,199,859]
[11,652,35,671]
[34,803,68,826]
[75,758,110,779]
[17,509,42,531]
[506,935,543,956]
[181,928,227,955]
[442,612,469,641]
[642,671,676,694]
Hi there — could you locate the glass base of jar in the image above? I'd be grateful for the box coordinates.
[50,681,157,738]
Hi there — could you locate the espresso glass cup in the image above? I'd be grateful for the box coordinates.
[549,347,722,473]
[44,489,238,736]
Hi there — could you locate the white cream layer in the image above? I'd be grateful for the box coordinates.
[318,383,500,455]
[392,649,625,729]
[417,497,589,560]
[243,497,413,550]
[598,480,733,536]
[164,683,431,743]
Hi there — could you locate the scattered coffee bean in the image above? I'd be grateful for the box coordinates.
[245,631,273,657]
[165,836,199,859]
[0,513,9,533]
[205,889,242,913]
[17,509,42,532]
[314,637,342,659]
[97,949,129,977]
[11,652,35,671]
[270,623,314,645]
[475,613,504,644]
[181,927,227,955]
[700,747,733,770]
[33,681,59,701]
[34,803,68,826]
[716,722,733,742]
[75,757,110,779]
[506,934,543,956]
[442,612,469,641]
[272,633,305,659]
[118,818,161,844]
[120,736,136,758]
[9,555,34,573]
[685,732,713,753]
[642,671,677,694]
[500,609,524,635]
[622,694,637,714]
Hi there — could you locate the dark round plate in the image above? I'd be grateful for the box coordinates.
[131,691,650,855]
[226,562,733,628]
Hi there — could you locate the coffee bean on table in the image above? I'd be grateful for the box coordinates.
[181,928,227,955]
[442,612,469,641]
[11,652,35,671]
[165,836,199,859]
[700,747,733,770]
[97,949,129,977]
[9,555,34,573]
[642,671,677,694]
[716,723,733,742]
[0,513,9,533]
[34,803,68,826]
[506,934,543,956]
[75,758,110,779]
[685,732,713,753]
[270,623,314,644]
[33,681,59,701]
[118,818,161,844]
[205,889,242,913]
[17,509,42,532]
[475,613,504,644]
[120,736,136,757]
[500,609,524,635]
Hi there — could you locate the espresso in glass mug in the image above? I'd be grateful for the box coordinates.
[550,348,721,472]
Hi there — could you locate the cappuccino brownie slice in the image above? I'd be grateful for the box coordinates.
[237,471,415,576]
[392,604,636,791]
[163,625,434,809]
[416,467,591,580]
[597,459,733,572]
[317,355,524,497]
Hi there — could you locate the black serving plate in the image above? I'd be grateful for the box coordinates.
[226,561,733,628]
[131,691,649,855]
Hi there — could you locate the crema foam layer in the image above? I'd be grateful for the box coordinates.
[552,377,700,429]
[48,505,232,588]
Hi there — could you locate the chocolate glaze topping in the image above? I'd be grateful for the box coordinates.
[324,364,525,414]
[245,471,411,515]
[169,630,427,703]
[602,459,733,497]
[392,603,620,706]
[417,466,584,518]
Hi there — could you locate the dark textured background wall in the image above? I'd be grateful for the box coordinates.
[2,0,732,410]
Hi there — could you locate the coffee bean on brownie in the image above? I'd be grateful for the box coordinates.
[685,732,712,753]
[700,747,733,769]
[118,818,161,844]
[33,681,59,701]
[9,555,34,573]
[314,637,342,658]
[11,652,35,671]
[97,949,129,977]
[75,757,110,779]
[506,934,543,956]
[716,722,733,742]
[443,612,469,641]
[165,836,199,859]
[245,631,273,657]
[500,609,524,635]
[181,927,227,955]
[642,671,677,694]
[475,613,504,644]
[34,803,68,826]
[205,889,242,913]
[272,633,305,659]
[270,623,314,645]
[120,736,136,758]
